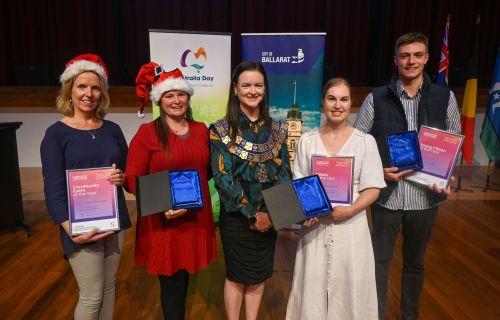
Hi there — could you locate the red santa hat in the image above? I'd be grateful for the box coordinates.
[60,54,108,85]
[135,62,194,118]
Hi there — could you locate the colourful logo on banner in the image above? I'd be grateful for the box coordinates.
[180,47,207,72]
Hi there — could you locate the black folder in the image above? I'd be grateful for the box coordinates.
[262,175,332,230]
[135,169,203,217]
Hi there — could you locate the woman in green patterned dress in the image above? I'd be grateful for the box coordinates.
[210,61,292,320]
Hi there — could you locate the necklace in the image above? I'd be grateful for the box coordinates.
[87,128,97,139]
[169,120,188,134]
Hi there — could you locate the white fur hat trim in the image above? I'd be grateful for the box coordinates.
[60,60,108,85]
[150,77,194,104]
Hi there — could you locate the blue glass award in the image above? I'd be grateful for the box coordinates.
[292,175,332,219]
[169,170,203,209]
[386,131,423,171]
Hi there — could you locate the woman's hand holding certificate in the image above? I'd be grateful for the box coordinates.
[108,164,125,186]
[61,220,114,244]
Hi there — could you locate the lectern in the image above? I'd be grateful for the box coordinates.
[0,122,30,236]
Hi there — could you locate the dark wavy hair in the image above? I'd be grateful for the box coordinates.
[225,61,271,142]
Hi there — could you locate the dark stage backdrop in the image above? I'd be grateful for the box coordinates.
[1,0,499,87]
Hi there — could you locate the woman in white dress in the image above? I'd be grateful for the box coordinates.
[286,78,386,320]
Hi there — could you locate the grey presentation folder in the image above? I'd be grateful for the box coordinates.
[135,171,173,217]
[136,169,204,217]
[262,183,305,230]
[262,175,333,230]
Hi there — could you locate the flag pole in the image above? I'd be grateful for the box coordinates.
[454,155,473,192]
[483,161,492,192]
[483,161,500,192]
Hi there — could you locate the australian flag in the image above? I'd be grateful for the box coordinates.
[436,16,450,86]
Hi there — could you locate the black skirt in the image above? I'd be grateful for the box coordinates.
[219,209,277,285]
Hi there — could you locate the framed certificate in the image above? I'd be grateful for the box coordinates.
[66,167,120,236]
[312,155,354,206]
[405,126,464,188]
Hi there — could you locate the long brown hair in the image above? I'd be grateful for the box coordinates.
[226,61,271,142]
[155,95,194,154]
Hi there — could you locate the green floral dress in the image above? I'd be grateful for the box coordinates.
[210,112,292,284]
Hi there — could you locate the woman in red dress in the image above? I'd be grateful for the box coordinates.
[124,63,216,320]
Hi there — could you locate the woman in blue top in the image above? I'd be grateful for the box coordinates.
[40,54,131,320]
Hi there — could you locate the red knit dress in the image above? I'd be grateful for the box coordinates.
[125,120,216,276]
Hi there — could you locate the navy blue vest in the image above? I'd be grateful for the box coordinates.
[370,73,450,168]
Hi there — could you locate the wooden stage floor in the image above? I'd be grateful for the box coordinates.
[0,167,499,319]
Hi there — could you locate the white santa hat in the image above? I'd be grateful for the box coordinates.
[60,53,108,85]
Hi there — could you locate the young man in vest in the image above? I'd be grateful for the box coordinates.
[354,32,461,319]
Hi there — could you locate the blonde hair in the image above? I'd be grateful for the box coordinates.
[56,71,110,119]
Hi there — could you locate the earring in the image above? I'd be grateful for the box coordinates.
[68,98,73,103]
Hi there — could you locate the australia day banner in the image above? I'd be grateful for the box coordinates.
[148,30,231,123]
[149,30,231,219]
[242,33,326,132]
